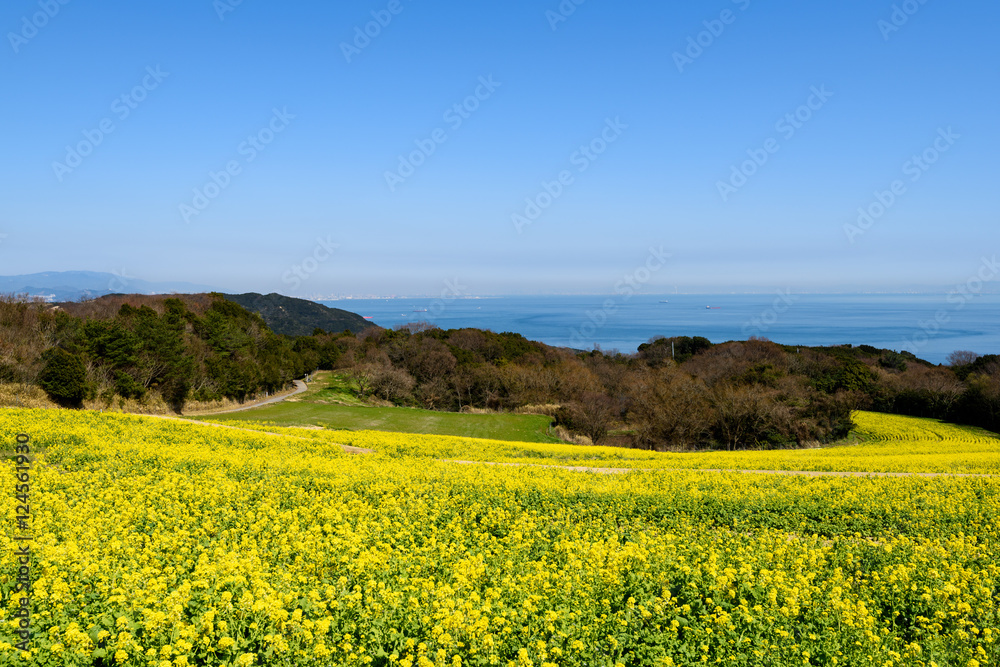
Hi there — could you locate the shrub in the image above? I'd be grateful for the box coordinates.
[37,347,89,407]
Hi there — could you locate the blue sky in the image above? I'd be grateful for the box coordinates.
[1,0,997,296]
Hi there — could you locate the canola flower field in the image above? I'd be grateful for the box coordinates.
[1,408,999,667]
[208,410,1000,475]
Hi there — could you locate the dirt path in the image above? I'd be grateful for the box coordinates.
[146,409,374,455]
[183,380,308,416]
[442,460,993,478]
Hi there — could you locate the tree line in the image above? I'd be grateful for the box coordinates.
[0,294,337,412]
[2,293,998,449]
[313,324,996,449]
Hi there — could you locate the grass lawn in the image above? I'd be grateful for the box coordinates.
[207,402,558,443]
[203,371,560,443]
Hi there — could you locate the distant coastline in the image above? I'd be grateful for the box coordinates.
[319,293,1000,365]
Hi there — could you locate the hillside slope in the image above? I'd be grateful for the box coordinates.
[223,292,373,336]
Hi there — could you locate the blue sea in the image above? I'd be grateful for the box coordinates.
[320,294,1000,365]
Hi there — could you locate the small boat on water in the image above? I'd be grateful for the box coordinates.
[659,300,669,303]
[413,308,428,312]
[706,306,721,309]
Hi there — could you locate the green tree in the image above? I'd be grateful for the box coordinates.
[37,347,89,407]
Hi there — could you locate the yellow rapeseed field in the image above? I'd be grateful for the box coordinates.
[211,410,1000,475]
[2,408,999,666]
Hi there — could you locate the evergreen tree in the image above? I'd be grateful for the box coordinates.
[37,348,89,407]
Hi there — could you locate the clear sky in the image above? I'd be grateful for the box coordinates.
[1,0,997,296]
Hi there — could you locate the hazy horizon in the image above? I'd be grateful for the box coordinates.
[2,1,997,297]
[5,269,1000,301]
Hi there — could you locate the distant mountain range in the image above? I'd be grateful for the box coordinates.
[0,271,216,302]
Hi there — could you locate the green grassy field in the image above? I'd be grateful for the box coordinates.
[206,402,557,442]
[203,372,560,443]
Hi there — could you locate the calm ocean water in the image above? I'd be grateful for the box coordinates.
[320,294,1000,365]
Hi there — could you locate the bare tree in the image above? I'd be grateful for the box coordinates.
[711,384,788,450]
[558,391,619,445]
[629,369,714,450]
[947,350,980,367]
[416,377,453,409]
[348,363,379,398]
[370,364,416,402]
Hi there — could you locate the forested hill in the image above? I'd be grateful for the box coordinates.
[1,292,356,412]
[223,292,372,336]
[52,292,373,337]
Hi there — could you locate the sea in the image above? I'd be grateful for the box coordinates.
[319,294,1000,365]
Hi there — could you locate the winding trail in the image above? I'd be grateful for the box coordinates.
[183,379,308,416]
